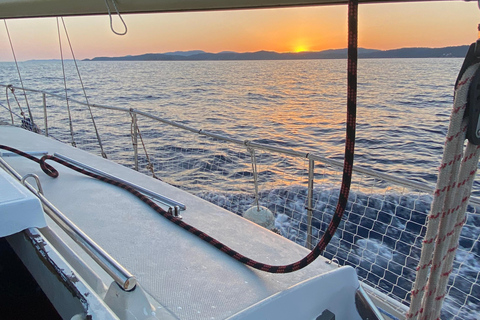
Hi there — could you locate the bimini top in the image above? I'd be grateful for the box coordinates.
[0,0,462,20]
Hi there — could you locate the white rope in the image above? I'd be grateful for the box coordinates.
[247,145,261,211]
[4,86,17,124]
[129,112,158,179]
[6,85,25,121]
[60,17,107,158]
[56,17,76,147]
[104,0,127,36]
[407,62,480,320]
[3,20,35,123]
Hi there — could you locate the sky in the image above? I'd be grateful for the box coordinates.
[0,1,479,61]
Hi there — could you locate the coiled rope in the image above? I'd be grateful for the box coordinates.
[0,0,357,274]
[407,52,480,319]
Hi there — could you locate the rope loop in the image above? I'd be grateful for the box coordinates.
[104,0,128,36]
[40,155,60,178]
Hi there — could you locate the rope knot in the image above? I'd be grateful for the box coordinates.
[39,155,59,178]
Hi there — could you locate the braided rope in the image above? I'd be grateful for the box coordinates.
[0,0,357,268]
[0,0,358,274]
[0,139,355,273]
[407,63,480,320]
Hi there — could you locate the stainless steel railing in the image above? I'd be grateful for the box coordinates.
[0,156,136,291]
[2,84,480,237]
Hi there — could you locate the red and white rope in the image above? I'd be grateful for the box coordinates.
[407,63,480,320]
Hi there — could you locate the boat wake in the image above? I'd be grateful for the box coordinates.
[198,186,480,320]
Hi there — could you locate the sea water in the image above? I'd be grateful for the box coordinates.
[1,58,479,319]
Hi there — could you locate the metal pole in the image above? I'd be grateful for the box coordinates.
[248,147,260,210]
[42,93,48,137]
[132,112,138,171]
[3,84,472,204]
[0,157,136,291]
[54,152,186,210]
[306,159,314,250]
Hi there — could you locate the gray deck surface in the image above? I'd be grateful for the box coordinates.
[1,125,339,319]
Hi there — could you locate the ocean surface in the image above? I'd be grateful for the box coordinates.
[1,58,479,319]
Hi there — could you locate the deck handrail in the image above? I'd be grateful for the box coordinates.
[0,156,137,291]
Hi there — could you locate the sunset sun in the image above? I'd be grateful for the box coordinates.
[293,44,309,53]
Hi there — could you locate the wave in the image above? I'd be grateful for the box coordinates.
[197,185,480,319]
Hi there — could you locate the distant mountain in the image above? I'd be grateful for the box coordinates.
[163,50,206,56]
[84,46,469,62]
[361,46,469,58]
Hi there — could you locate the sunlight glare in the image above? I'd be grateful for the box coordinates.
[293,44,310,53]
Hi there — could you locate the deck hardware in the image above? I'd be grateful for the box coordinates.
[174,205,181,217]
[326,258,339,266]
[130,110,139,171]
[21,173,44,195]
[247,146,260,211]
[0,157,136,291]
[39,193,137,291]
[306,158,315,249]
[54,153,186,211]
[243,146,275,230]
[42,93,48,137]
[316,309,335,320]
[168,206,182,219]
[355,286,384,320]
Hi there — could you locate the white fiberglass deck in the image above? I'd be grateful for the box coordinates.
[0,125,361,319]
[0,168,46,237]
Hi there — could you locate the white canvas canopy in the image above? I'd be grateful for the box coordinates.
[0,0,455,20]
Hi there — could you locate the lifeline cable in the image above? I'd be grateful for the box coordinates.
[3,20,35,124]
[56,17,76,148]
[0,0,358,273]
[60,17,107,159]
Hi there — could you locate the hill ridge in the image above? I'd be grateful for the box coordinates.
[84,45,470,61]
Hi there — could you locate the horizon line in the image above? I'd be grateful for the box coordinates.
[0,44,470,63]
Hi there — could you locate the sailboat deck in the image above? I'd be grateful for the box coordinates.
[0,124,357,319]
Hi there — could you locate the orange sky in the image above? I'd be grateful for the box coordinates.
[0,1,479,61]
